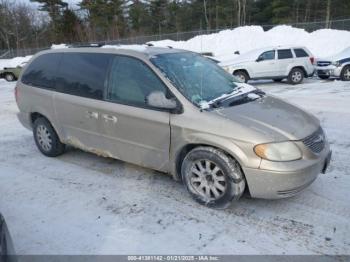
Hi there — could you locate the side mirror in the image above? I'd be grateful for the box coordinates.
[146,91,177,110]
[256,57,263,62]
[234,50,240,55]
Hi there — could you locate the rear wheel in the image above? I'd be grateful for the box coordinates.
[4,73,15,82]
[233,71,249,83]
[340,66,350,81]
[33,117,65,157]
[288,68,304,85]
[181,147,245,209]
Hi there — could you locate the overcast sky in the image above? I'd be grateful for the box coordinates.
[20,0,81,8]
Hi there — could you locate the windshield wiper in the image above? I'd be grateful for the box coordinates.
[209,89,265,109]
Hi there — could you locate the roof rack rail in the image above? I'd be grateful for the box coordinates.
[68,43,104,48]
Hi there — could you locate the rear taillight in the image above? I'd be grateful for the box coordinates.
[310,57,315,64]
[15,85,18,103]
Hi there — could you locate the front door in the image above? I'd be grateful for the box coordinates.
[98,55,171,172]
[252,50,278,78]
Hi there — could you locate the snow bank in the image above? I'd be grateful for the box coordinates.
[1,25,350,69]
[0,56,32,70]
[150,25,350,61]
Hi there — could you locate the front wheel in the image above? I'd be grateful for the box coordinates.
[288,68,304,85]
[340,66,350,81]
[181,147,246,209]
[233,71,249,83]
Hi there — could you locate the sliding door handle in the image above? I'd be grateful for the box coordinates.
[102,114,118,123]
[86,111,99,119]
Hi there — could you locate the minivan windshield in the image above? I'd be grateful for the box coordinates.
[150,52,250,108]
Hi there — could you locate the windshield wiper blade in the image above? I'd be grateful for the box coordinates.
[209,90,264,109]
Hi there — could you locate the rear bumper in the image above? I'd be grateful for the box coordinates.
[17,112,32,130]
[243,147,331,199]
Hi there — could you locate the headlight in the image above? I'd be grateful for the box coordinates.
[254,141,302,161]
[331,61,341,67]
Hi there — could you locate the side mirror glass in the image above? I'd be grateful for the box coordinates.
[146,91,177,110]
[234,50,240,55]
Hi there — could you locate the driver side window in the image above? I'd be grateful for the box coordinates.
[107,56,167,108]
[258,50,275,61]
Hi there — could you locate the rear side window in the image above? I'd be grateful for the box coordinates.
[294,48,309,57]
[107,55,167,107]
[278,49,293,59]
[21,53,62,89]
[56,53,113,100]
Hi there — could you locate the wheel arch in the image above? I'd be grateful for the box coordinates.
[233,68,251,78]
[29,112,63,141]
[173,137,249,182]
[289,65,307,77]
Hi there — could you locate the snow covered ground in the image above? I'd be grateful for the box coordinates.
[0,78,349,255]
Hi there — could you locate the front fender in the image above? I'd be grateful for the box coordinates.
[170,132,260,179]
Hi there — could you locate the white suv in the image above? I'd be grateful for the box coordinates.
[315,47,350,81]
[220,46,315,85]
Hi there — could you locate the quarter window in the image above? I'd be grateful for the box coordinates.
[21,53,62,89]
[56,53,113,100]
[258,50,275,61]
[107,56,167,107]
[294,48,309,57]
[278,49,293,59]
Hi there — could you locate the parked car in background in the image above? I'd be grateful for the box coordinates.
[316,47,350,81]
[220,46,315,85]
[0,213,16,261]
[16,47,331,208]
[0,63,25,82]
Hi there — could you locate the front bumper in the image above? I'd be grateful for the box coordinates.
[243,145,331,199]
[316,65,342,77]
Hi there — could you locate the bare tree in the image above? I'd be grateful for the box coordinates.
[326,0,332,28]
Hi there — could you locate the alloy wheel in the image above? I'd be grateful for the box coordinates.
[189,159,227,201]
[291,71,302,83]
[36,125,53,152]
[344,68,350,80]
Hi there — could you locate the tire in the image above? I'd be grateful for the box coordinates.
[288,68,304,85]
[181,146,246,209]
[233,71,249,83]
[33,117,65,157]
[273,78,283,82]
[0,219,7,258]
[318,75,330,80]
[4,73,15,82]
[340,65,350,81]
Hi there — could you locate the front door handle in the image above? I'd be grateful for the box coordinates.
[102,114,118,123]
[86,111,99,119]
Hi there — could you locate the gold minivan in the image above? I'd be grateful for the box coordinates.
[16,46,332,208]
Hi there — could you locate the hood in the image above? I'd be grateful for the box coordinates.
[219,48,265,67]
[318,47,350,62]
[215,95,319,142]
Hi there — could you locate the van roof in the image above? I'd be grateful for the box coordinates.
[37,45,187,59]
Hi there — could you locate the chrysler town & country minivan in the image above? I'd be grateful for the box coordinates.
[16,46,331,208]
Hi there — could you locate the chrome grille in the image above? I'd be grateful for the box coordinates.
[302,128,325,153]
[317,61,331,67]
